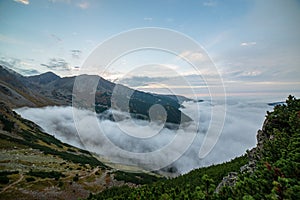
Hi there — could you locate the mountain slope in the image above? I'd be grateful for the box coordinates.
[0,66,56,108]
[27,71,60,84]
[0,65,192,125]
[218,95,300,199]
[0,102,162,200]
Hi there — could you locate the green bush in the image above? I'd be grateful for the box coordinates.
[26,177,35,182]
[114,171,163,185]
[0,175,9,184]
[0,171,19,176]
[73,174,79,182]
[27,170,65,179]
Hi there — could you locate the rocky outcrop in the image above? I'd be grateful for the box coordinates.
[216,117,274,192]
[242,118,275,174]
[215,172,238,192]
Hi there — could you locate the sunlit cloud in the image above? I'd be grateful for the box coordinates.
[14,0,29,5]
[179,51,206,63]
[240,42,257,46]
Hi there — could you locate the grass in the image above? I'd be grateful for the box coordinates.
[0,101,150,199]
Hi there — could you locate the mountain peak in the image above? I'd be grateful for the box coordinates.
[28,71,60,84]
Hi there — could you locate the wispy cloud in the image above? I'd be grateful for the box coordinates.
[118,74,208,90]
[14,0,29,5]
[48,0,89,9]
[179,51,206,62]
[0,34,25,45]
[50,33,62,42]
[70,49,82,59]
[227,69,263,79]
[118,76,168,87]
[143,17,153,21]
[166,18,174,23]
[240,42,257,47]
[77,1,90,9]
[203,0,217,7]
[48,0,70,3]
[41,58,71,71]
[0,57,40,76]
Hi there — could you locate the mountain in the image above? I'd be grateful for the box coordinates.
[27,71,60,84]
[0,66,56,108]
[0,65,192,125]
[0,102,162,200]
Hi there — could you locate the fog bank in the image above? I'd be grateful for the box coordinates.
[16,98,271,174]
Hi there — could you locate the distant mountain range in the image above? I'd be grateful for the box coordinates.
[0,65,192,125]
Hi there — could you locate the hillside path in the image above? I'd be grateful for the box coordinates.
[0,174,23,194]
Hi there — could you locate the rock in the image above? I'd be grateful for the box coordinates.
[215,172,238,193]
[216,116,276,193]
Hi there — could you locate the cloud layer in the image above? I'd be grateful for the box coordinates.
[41,58,71,71]
[16,98,271,174]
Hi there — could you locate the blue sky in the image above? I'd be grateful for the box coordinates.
[0,0,300,98]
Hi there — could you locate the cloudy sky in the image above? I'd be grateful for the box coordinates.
[1,0,300,98]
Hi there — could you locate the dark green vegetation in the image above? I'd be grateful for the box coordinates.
[0,171,19,184]
[88,95,300,199]
[0,108,107,168]
[0,102,106,199]
[113,171,164,185]
[88,156,248,199]
[27,170,65,180]
[217,95,300,199]
[0,101,164,199]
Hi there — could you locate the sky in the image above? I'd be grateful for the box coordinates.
[1,0,300,98]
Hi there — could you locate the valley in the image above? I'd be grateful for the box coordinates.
[0,66,299,199]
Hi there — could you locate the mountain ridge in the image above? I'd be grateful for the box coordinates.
[0,65,192,125]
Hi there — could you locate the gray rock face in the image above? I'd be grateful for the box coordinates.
[244,118,273,173]
[215,172,238,193]
[216,117,274,193]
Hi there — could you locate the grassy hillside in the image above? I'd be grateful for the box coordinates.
[0,102,160,200]
[87,95,300,199]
